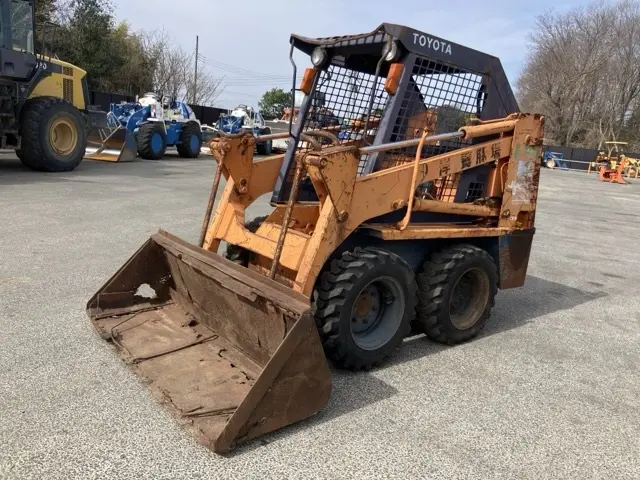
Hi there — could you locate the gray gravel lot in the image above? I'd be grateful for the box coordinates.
[1,153,639,479]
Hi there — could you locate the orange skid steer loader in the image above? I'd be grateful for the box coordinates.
[87,24,544,454]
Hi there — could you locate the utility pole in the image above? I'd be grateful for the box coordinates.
[193,35,199,104]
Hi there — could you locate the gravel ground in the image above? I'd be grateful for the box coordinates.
[0,154,639,480]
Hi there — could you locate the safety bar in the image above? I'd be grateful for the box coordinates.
[360,119,518,155]
[360,132,464,154]
[251,125,342,143]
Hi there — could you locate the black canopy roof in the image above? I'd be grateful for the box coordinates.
[290,23,519,114]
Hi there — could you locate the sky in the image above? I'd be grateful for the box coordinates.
[113,0,580,109]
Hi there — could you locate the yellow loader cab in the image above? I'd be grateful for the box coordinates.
[0,0,104,172]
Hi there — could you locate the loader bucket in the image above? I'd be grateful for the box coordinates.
[87,230,332,453]
[85,126,138,163]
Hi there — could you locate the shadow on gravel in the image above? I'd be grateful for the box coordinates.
[385,275,607,369]
[224,275,607,456]
[227,370,399,457]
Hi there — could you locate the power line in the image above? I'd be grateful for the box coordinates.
[221,89,266,96]
[218,82,291,87]
[213,76,292,83]
[197,54,296,81]
[197,54,286,77]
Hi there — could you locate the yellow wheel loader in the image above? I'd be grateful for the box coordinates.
[87,24,543,454]
[0,0,107,172]
[589,141,640,179]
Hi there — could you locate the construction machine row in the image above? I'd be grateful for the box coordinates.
[0,0,280,172]
[87,23,545,454]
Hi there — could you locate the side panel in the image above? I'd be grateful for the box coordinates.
[28,71,63,100]
[28,61,87,110]
[166,124,179,145]
[498,229,534,289]
[0,48,36,80]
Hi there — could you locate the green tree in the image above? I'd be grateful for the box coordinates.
[35,0,57,23]
[60,0,118,91]
[108,22,154,94]
[259,88,293,119]
[31,0,217,99]
[46,0,153,95]
[33,0,57,55]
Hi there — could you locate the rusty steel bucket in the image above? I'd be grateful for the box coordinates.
[87,230,332,453]
[85,125,138,163]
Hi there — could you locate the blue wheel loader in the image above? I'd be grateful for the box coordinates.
[85,93,203,162]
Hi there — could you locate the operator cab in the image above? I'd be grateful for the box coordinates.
[0,0,37,79]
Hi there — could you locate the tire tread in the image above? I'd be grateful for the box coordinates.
[313,247,417,371]
[416,243,498,345]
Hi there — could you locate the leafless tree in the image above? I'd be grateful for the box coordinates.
[140,29,224,106]
[517,0,640,150]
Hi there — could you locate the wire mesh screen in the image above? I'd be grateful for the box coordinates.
[376,56,487,202]
[415,175,461,204]
[378,57,485,168]
[302,65,389,136]
[465,181,486,202]
[285,55,488,203]
[297,65,389,176]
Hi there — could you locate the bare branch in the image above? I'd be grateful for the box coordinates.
[139,28,225,106]
[516,0,640,148]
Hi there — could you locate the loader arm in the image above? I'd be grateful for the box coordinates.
[203,113,544,296]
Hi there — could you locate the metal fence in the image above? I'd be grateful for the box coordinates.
[542,144,640,171]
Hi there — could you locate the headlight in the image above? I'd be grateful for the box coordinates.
[382,41,400,62]
[311,47,328,67]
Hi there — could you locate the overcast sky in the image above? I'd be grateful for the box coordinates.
[113,0,580,108]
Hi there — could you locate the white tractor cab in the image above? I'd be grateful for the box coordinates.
[137,92,199,125]
[215,104,273,155]
[105,92,203,161]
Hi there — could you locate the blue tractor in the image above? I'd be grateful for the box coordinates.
[87,93,203,162]
[214,105,273,155]
[542,151,569,170]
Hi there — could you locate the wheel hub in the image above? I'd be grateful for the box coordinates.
[352,285,382,332]
[349,277,404,351]
[50,118,78,155]
[449,267,490,330]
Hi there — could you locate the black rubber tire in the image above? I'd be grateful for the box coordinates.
[19,97,87,172]
[313,247,417,371]
[224,215,268,266]
[137,122,167,160]
[256,140,273,155]
[176,121,202,158]
[256,127,272,155]
[415,244,498,345]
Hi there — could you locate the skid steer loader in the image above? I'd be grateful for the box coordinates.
[88,23,543,454]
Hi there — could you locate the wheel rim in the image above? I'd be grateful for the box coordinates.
[49,117,78,156]
[349,276,405,351]
[190,134,199,152]
[151,132,163,153]
[449,267,490,330]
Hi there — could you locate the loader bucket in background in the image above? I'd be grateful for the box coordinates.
[85,126,138,163]
[87,230,332,454]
